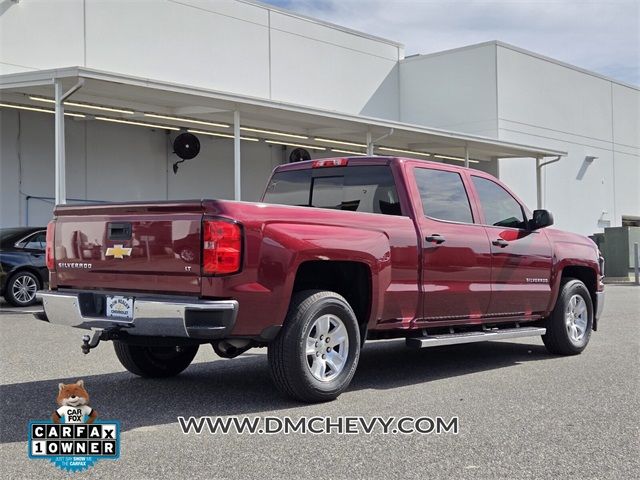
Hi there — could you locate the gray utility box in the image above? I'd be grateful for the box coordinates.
[596,227,640,278]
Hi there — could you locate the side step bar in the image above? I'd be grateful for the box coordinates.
[406,326,546,348]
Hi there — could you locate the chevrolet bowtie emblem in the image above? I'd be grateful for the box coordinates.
[105,244,132,259]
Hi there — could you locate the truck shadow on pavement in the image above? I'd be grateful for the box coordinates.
[0,340,550,443]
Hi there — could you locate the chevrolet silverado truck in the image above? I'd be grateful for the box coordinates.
[39,157,605,402]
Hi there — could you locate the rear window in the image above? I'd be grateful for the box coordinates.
[263,165,402,216]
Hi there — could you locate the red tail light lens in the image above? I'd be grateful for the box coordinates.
[203,219,242,275]
[46,220,56,271]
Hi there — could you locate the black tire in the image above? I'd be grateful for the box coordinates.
[4,271,41,307]
[542,278,593,355]
[113,341,199,377]
[268,290,361,403]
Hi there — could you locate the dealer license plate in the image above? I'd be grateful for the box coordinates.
[106,296,134,320]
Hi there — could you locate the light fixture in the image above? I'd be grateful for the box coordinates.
[145,113,228,128]
[62,112,86,118]
[434,154,479,164]
[330,148,367,156]
[265,140,326,150]
[585,155,597,163]
[241,127,307,139]
[314,137,367,148]
[188,129,258,142]
[29,96,134,114]
[0,102,85,117]
[95,116,179,130]
[378,146,432,157]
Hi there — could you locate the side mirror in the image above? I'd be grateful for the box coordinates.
[530,209,554,230]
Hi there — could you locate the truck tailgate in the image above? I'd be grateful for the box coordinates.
[52,201,204,294]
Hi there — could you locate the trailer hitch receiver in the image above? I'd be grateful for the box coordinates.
[81,328,122,354]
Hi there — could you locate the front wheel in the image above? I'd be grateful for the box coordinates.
[542,278,593,355]
[113,342,199,377]
[268,290,361,403]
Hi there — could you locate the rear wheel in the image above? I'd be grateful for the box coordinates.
[113,341,199,377]
[542,278,593,355]
[268,290,361,403]
[5,271,40,307]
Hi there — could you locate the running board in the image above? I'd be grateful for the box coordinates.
[406,326,546,348]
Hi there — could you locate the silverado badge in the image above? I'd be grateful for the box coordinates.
[105,245,132,259]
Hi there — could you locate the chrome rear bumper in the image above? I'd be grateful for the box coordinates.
[38,291,238,339]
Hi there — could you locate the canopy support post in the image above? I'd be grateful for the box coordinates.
[234,110,241,201]
[366,130,373,156]
[54,77,83,205]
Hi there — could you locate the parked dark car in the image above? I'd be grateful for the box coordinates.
[1,227,48,306]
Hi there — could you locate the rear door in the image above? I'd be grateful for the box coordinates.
[469,175,553,315]
[409,164,492,324]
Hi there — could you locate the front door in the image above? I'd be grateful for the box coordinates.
[469,175,553,316]
[410,165,492,324]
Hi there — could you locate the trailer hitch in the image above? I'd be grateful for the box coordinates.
[81,328,122,354]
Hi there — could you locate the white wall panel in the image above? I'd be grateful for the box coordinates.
[612,83,640,148]
[499,129,617,235]
[85,0,271,98]
[497,45,613,142]
[1,0,402,116]
[0,109,21,226]
[85,121,167,202]
[0,110,89,226]
[168,136,234,201]
[270,29,399,117]
[399,44,498,136]
[1,110,290,226]
[269,10,399,61]
[0,0,84,71]
[613,152,640,222]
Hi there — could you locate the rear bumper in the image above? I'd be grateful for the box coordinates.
[38,291,238,340]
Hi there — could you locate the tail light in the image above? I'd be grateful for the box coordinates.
[312,158,348,168]
[46,220,56,271]
[202,219,242,275]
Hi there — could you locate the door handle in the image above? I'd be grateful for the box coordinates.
[425,234,446,244]
[492,238,509,248]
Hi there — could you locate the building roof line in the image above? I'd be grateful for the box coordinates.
[402,40,639,91]
[237,0,405,50]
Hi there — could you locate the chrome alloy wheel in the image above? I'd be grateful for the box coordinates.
[12,274,38,304]
[306,314,349,382]
[565,294,588,344]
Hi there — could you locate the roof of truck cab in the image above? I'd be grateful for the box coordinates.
[274,156,472,173]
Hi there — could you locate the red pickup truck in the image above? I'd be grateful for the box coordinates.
[40,157,604,402]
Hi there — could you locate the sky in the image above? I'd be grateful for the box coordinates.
[263,0,640,86]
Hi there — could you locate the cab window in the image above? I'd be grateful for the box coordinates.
[264,165,402,216]
[414,168,473,223]
[471,176,527,229]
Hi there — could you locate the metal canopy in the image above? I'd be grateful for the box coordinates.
[0,67,567,206]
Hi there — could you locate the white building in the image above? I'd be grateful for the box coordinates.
[1,0,638,236]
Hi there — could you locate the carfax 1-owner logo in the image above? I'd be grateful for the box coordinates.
[27,380,121,472]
